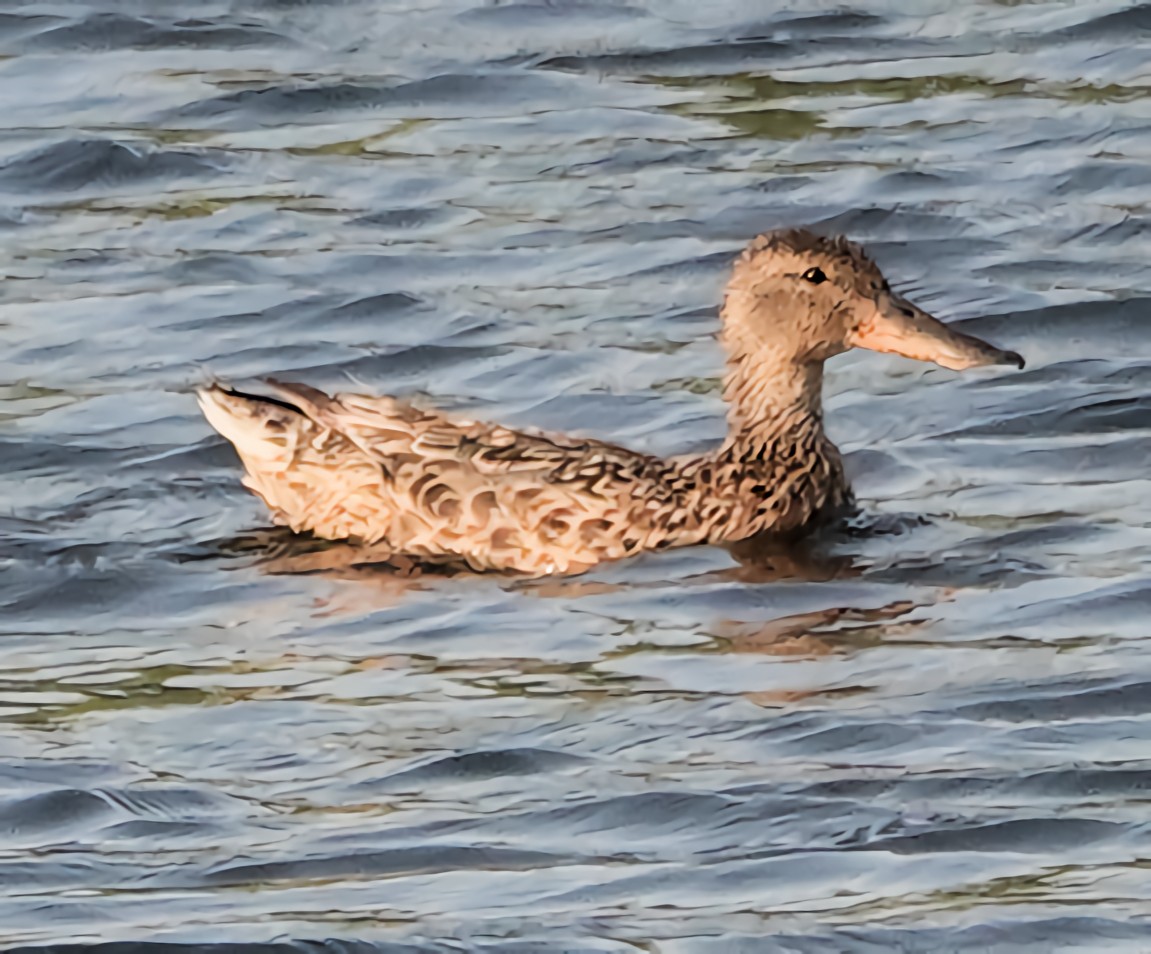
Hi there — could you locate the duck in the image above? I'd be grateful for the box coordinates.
[198,228,1023,575]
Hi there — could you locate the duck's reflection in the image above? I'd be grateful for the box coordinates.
[219,522,862,588]
[212,520,934,669]
[218,528,449,581]
[709,598,924,657]
[211,520,939,699]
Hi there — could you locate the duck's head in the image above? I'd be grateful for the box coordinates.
[721,228,1023,373]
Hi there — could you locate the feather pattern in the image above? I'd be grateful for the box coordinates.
[198,228,1021,575]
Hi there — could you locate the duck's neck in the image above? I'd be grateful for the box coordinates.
[719,353,827,458]
[716,301,830,459]
[696,300,850,537]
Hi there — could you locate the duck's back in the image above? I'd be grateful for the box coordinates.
[198,382,697,573]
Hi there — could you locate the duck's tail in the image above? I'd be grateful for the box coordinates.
[197,380,332,463]
[197,380,392,541]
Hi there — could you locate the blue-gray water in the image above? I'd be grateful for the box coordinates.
[3,1,1151,951]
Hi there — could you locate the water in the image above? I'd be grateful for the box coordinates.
[2,0,1151,949]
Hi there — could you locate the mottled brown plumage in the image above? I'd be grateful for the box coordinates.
[198,229,1023,575]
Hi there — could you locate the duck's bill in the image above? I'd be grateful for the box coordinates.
[849,293,1024,371]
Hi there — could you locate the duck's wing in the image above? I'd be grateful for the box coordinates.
[315,387,692,570]
[200,381,684,572]
[311,385,664,485]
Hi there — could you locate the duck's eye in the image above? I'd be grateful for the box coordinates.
[801,267,827,285]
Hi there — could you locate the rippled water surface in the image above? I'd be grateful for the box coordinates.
[3,0,1151,950]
